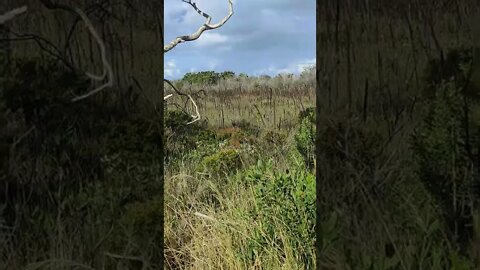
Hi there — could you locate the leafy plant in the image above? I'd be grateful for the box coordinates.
[164,110,215,161]
[242,160,315,266]
[411,78,474,248]
[202,148,242,175]
[181,70,236,85]
[295,107,315,170]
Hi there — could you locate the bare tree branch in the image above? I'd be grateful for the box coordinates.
[3,30,76,71]
[164,0,233,53]
[164,0,234,124]
[2,2,113,102]
[5,0,232,124]
[0,6,27,25]
[164,79,201,124]
[36,1,114,102]
[6,1,114,102]
[69,6,113,102]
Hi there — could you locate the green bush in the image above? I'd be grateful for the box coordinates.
[318,117,383,170]
[262,129,287,145]
[2,59,92,127]
[181,70,235,85]
[294,107,315,170]
[122,195,163,237]
[423,48,476,97]
[411,47,480,250]
[164,110,216,162]
[202,148,242,175]
[411,79,473,247]
[0,58,108,214]
[242,159,315,266]
[231,119,261,136]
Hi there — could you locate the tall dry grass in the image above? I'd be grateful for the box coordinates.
[317,0,480,268]
[164,69,316,269]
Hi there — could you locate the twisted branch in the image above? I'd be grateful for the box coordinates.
[164,0,233,53]
[69,6,113,102]
[4,0,233,122]
[164,0,233,124]
[4,1,113,102]
[37,1,113,102]
[164,79,201,124]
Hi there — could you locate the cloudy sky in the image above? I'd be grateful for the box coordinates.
[164,0,316,80]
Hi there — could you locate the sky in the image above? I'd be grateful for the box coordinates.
[164,0,316,80]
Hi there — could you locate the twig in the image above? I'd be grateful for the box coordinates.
[4,30,75,71]
[104,252,144,262]
[194,211,217,222]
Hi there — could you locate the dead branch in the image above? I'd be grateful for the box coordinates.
[5,1,114,102]
[69,6,113,102]
[164,0,234,124]
[164,79,200,124]
[0,6,27,25]
[3,30,76,71]
[164,0,233,53]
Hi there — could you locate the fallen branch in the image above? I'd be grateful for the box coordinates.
[164,79,201,124]
[194,211,217,222]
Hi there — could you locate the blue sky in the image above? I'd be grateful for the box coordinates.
[164,0,316,80]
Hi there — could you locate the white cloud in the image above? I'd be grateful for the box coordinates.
[164,59,181,78]
[165,0,315,78]
[295,58,316,73]
[165,2,188,22]
[194,32,229,47]
[207,59,220,70]
[255,58,316,76]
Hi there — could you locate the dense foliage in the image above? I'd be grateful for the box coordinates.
[181,70,236,85]
[0,57,164,268]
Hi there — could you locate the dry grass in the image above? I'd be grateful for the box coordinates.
[164,71,316,269]
[166,73,315,130]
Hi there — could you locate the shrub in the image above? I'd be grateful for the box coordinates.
[318,117,383,170]
[411,79,473,247]
[122,195,163,237]
[242,160,315,266]
[231,119,261,136]
[262,129,287,146]
[164,110,216,161]
[0,58,108,215]
[202,148,242,175]
[295,107,315,170]
[182,71,219,85]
